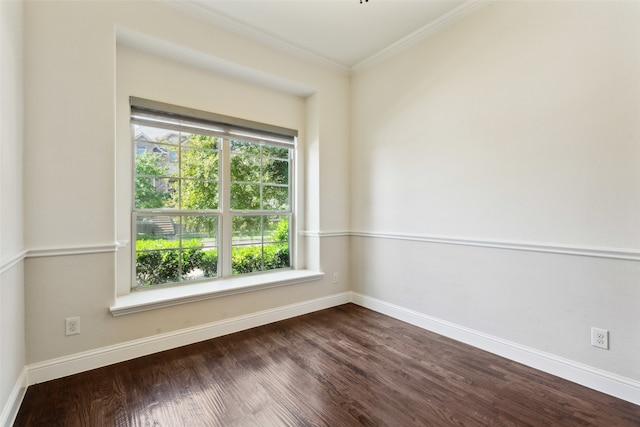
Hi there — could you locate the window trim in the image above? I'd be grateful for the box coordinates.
[110,269,324,316]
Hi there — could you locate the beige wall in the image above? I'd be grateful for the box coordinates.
[350,1,640,380]
[23,0,350,364]
[1,0,25,422]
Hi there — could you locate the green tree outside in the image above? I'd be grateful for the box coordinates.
[134,152,169,209]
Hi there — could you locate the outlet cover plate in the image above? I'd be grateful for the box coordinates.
[591,327,608,349]
[65,317,80,336]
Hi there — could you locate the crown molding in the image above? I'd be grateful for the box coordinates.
[160,1,490,76]
[352,0,492,73]
[160,0,350,75]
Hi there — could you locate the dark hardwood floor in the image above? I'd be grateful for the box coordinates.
[14,304,640,426]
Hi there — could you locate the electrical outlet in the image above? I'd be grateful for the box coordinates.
[591,327,608,349]
[332,272,339,284]
[66,317,80,336]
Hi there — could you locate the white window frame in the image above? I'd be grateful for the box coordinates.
[130,97,296,288]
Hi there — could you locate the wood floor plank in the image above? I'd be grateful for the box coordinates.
[14,304,640,426]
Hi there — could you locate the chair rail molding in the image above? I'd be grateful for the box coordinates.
[350,230,640,261]
[0,250,27,275]
[25,242,123,259]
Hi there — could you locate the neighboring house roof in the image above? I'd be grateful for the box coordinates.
[135,131,154,142]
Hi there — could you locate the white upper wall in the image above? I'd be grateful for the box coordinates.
[351,0,640,249]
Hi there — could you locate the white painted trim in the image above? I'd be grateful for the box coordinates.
[0,368,27,427]
[0,250,26,275]
[16,231,639,262]
[26,243,120,258]
[299,230,351,238]
[352,1,492,73]
[351,231,640,261]
[110,270,325,316]
[350,292,640,405]
[27,292,350,385]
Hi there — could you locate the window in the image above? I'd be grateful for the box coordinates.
[131,98,295,288]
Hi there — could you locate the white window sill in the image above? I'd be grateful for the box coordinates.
[110,270,324,316]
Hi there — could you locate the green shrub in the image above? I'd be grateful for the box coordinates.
[201,249,218,277]
[136,239,207,286]
[232,243,289,275]
[272,217,289,243]
[136,239,288,285]
[271,245,290,269]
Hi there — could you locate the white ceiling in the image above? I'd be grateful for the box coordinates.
[166,0,485,72]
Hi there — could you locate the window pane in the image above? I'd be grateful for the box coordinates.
[230,183,260,210]
[181,179,219,210]
[230,139,261,155]
[155,131,189,146]
[180,147,218,181]
[134,150,167,177]
[262,185,288,211]
[135,213,181,286]
[231,215,290,275]
[230,140,261,184]
[134,177,176,209]
[263,243,290,270]
[179,141,219,210]
[134,145,179,178]
[232,215,262,242]
[262,145,289,159]
[135,214,219,286]
[232,215,262,275]
[182,134,220,150]
[230,153,260,183]
[136,249,180,286]
[134,125,180,147]
[136,215,179,239]
[134,140,179,210]
[265,215,289,244]
[134,127,220,213]
[262,158,289,184]
[182,216,217,247]
[199,248,218,279]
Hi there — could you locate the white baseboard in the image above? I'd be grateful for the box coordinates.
[1,368,27,427]
[20,291,639,410]
[350,292,640,406]
[27,292,351,385]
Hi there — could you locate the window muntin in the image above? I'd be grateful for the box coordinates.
[131,99,295,288]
